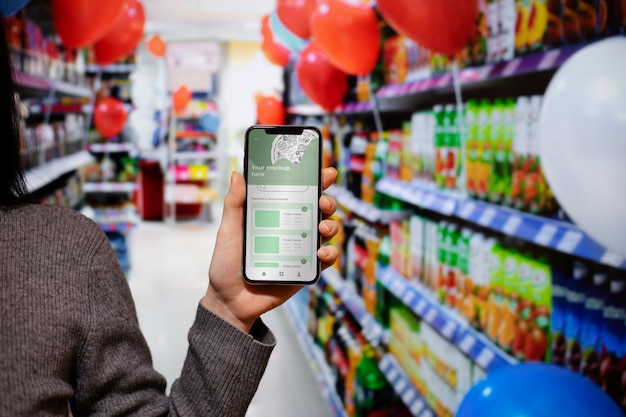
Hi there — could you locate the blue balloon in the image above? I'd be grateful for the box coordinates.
[0,0,30,16]
[199,111,220,134]
[456,363,623,417]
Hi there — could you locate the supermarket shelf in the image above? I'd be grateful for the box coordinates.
[378,354,435,417]
[29,103,92,115]
[88,143,137,153]
[375,43,585,106]
[376,178,626,269]
[85,64,137,74]
[321,268,385,346]
[336,101,374,115]
[14,71,93,98]
[83,182,137,193]
[175,131,216,139]
[376,178,458,216]
[172,151,217,161]
[325,185,412,224]
[25,151,95,193]
[287,104,327,116]
[378,265,516,372]
[285,301,349,417]
[172,170,220,182]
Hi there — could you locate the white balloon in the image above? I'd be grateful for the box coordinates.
[539,37,626,258]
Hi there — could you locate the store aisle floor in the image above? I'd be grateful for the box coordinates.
[127,218,333,417]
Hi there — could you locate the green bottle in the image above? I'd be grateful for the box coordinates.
[354,346,391,416]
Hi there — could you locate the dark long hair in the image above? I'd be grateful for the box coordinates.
[0,15,27,206]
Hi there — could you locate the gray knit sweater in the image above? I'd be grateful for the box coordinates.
[0,204,275,416]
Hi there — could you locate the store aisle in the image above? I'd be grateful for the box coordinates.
[127,218,332,417]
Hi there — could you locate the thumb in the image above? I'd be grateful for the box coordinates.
[219,171,246,230]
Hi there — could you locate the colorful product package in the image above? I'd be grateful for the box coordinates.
[497,247,521,352]
[527,0,550,51]
[564,262,590,371]
[488,99,505,204]
[476,99,492,200]
[563,0,583,44]
[524,257,552,362]
[513,252,534,359]
[545,0,565,48]
[550,261,571,366]
[465,99,480,197]
[599,279,626,407]
[580,271,609,385]
[409,215,426,284]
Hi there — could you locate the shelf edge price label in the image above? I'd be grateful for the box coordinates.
[459,201,477,219]
[478,207,497,227]
[556,230,584,254]
[441,321,456,340]
[422,193,436,209]
[410,399,425,416]
[402,389,416,406]
[394,378,408,394]
[458,333,476,353]
[600,251,625,268]
[502,215,522,235]
[402,289,416,307]
[475,348,496,369]
[442,199,456,215]
[534,224,558,246]
[424,308,437,324]
[415,299,427,315]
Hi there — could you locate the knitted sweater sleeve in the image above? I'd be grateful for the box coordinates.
[72,230,275,417]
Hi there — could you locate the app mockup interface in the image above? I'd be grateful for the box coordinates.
[245,128,320,282]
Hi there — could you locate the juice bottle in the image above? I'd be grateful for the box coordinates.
[501,99,516,206]
[564,261,590,371]
[545,0,565,48]
[444,223,460,307]
[487,0,501,63]
[513,252,534,359]
[463,232,486,327]
[387,129,403,180]
[563,0,582,44]
[465,99,480,197]
[599,278,626,406]
[515,0,532,55]
[580,271,609,385]
[498,247,520,352]
[354,347,393,416]
[444,104,460,190]
[523,257,552,362]
[436,221,450,301]
[457,228,472,311]
[488,99,505,204]
[471,0,490,65]
[409,215,425,284]
[525,95,544,214]
[372,131,389,208]
[578,0,603,40]
[486,242,506,342]
[479,237,498,332]
[361,136,377,205]
[500,0,518,61]
[476,99,492,200]
[511,96,530,211]
[527,0,549,51]
[433,105,447,189]
[400,121,413,182]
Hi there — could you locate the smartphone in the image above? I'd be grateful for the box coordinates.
[243,125,322,285]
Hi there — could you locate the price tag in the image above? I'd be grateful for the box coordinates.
[402,290,416,306]
[424,308,437,323]
[534,224,558,246]
[556,230,583,254]
[387,367,399,383]
[478,207,497,227]
[458,334,476,353]
[420,410,434,417]
[442,199,456,215]
[401,188,415,203]
[379,355,391,371]
[391,279,406,296]
[402,389,416,406]
[416,299,427,315]
[395,378,408,394]
[502,58,522,76]
[502,215,522,235]
[410,399,425,416]
[601,251,625,268]
[538,49,561,70]
[441,321,457,339]
[422,193,436,208]
[476,349,495,369]
[459,201,477,219]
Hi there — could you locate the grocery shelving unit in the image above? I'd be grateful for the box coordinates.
[283,14,626,415]
[165,112,220,223]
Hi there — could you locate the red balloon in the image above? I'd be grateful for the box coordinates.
[146,34,167,58]
[296,43,347,112]
[93,0,146,65]
[94,97,128,139]
[260,14,291,67]
[377,0,479,57]
[172,85,192,113]
[310,0,380,76]
[277,0,317,40]
[256,95,286,125]
[52,0,125,48]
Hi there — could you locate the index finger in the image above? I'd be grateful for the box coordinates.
[322,167,338,191]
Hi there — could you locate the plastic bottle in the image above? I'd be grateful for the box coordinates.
[354,347,392,416]
[433,105,447,189]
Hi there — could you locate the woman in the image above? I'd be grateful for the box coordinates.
[0,17,340,416]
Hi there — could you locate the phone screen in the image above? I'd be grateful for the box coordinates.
[243,126,322,285]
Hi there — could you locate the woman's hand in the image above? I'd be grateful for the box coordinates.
[202,167,339,333]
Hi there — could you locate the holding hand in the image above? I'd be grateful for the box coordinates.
[202,167,339,333]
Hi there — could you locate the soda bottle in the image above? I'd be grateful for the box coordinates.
[354,346,393,417]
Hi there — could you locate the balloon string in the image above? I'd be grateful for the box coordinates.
[367,76,384,137]
[451,61,467,197]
